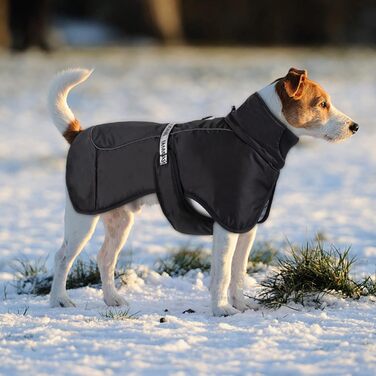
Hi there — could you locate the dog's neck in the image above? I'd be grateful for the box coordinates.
[257,83,301,137]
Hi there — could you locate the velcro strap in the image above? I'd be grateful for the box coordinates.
[159,123,176,165]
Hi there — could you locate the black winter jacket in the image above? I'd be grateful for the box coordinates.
[66,93,299,235]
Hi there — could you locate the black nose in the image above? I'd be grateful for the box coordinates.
[349,122,359,134]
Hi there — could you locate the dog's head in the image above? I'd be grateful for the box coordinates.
[276,68,358,142]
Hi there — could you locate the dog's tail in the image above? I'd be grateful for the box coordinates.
[48,68,93,144]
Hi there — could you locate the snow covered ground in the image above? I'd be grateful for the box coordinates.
[0,47,376,375]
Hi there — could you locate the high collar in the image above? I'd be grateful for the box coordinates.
[224,92,299,170]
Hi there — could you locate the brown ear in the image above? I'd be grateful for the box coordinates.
[284,68,308,98]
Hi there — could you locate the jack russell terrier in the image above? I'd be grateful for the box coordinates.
[48,67,358,316]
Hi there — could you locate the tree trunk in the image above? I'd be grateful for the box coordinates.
[0,0,9,48]
[147,0,184,43]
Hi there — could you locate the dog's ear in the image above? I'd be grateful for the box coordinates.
[284,68,307,99]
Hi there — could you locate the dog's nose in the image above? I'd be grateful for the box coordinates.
[349,122,359,134]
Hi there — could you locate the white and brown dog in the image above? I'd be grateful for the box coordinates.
[48,68,358,316]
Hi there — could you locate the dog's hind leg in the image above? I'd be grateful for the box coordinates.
[50,195,99,308]
[228,226,257,312]
[98,206,134,307]
[210,222,240,316]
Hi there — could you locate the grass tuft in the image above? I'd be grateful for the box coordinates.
[157,244,278,276]
[7,305,29,316]
[155,247,210,277]
[12,258,50,295]
[99,307,139,320]
[14,258,127,296]
[256,241,366,309]
[12,258,48,279]
[247,241,278,273]
[359,275,376,296]
[66,259,101,290]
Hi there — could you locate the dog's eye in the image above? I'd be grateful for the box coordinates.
[320,101,327,109]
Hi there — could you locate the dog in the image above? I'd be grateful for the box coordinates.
[48,67,358,316]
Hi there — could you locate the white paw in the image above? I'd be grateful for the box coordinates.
[104,292,128,307]
[50,294,76,308]
[212,303,240,317]
[243,296,260,310]
[230,296,259,312]
[230,297,248,312]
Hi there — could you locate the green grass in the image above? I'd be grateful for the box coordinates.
[247,241,278,272]
[14,257,127,296]
[359,275,376,296]
[14,241,375,311]
[12,258,48,279]
[99,308,139,320]
[157,243,278,277]
[12,258,50,295]
[7,305,29,316]
[13,243,278,293]
[66,259,101,290]
[155,247,210,277]
[256,241,372,309]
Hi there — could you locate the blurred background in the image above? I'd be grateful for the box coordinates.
[0,0,375,274]
[1,0,376,50]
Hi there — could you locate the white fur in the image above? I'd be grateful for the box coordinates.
[50,191,100,308]
[48,68,93,134]
[229,226,258,311]
[311,105,355,142]
[210,223,240,316]
[48,70,354,316]
[257,84,289,127]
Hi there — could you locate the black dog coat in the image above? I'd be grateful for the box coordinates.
[66,93,299,235]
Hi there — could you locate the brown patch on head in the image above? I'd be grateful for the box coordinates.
[63,119,82,144]
[276,68,331,128]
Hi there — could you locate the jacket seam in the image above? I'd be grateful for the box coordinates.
[71,189,157,215]
[90,127,233,151]
[94,146,98,210]
[224,118,280,171]
[184,192,261,234]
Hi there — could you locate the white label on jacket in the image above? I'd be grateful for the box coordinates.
[159,123,176,165]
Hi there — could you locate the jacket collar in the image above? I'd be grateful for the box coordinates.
[224,92,299,169]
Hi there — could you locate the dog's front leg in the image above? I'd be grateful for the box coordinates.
[229,226,257,311]
[210,222,240,316]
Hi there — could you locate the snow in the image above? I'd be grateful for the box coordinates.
[0,47,376,375]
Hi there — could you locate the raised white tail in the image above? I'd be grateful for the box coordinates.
[48,68,93,143]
